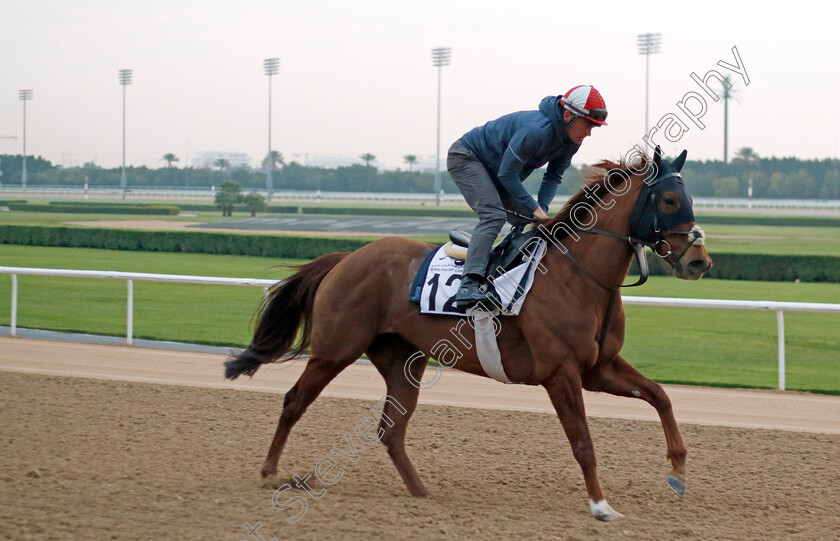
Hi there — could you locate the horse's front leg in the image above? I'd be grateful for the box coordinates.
[582,355,688,496]
[543,366,624,521]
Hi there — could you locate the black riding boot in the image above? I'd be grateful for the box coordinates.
[455,274,501,309]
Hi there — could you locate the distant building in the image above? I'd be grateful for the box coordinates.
[303,155,366,169]
[276,153,440,172]
[192,151,252,169]
[414,155,440,174]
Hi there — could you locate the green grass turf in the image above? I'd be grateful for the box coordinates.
[700,224,840,256]
[1,244,839,393]
[616,276,840,393]
[0,245,307,346]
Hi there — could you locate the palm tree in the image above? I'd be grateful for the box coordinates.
[214,158,231,171]
[262,150,285,171]
[732,147,759,165]
[214,181,242,216]
[242,192,266,217]
[359,153,376,167]
[162,153,179,168]
[403,155,418,172]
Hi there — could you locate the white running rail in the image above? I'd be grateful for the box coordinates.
[2,266,839,390]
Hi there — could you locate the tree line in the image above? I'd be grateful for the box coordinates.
[1,148,837,200]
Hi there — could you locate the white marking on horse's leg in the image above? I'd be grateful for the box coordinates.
[589,499,624,521]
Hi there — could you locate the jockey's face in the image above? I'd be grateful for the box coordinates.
[564,111,599,145]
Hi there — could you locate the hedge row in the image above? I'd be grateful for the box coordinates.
[49,201,140,206]
[628,251,840,282]
[704,253,840,282]
[0,225,370,259]
[2,225,839,282]
[0,200,26,205]
[7,203,181,215]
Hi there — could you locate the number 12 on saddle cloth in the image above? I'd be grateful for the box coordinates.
[411,239,547,316]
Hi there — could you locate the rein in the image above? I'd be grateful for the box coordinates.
[503,157,706,351]
[506,208,654,350]
[558,230,650,351]
[558,224,704,350]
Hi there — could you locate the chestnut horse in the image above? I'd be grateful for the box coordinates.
[226,147,712,521]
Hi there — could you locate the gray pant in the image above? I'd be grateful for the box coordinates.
[447,139,507,277]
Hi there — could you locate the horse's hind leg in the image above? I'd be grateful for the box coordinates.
[582,355,688,496]
[261,357,354,478]
[366,334,429,497]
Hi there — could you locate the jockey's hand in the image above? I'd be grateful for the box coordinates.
[529,206,552,230]
[533,207,549,221]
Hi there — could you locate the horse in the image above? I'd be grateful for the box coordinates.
[225,146,713,521]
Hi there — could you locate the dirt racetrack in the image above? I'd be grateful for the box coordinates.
[1,339,840,540]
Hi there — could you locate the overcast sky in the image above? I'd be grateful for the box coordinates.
[1,0,838,171]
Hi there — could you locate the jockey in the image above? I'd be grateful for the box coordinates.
[448,85,608,308]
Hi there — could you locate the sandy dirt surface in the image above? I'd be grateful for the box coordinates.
[2,339,839,435]
[2,339,840,540]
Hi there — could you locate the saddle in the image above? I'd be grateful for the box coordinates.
[445,226,540,278]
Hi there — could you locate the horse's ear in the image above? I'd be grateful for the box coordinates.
[653,145,662,166]
[672,149,688,172]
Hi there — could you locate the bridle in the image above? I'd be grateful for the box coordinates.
[513,155,706,350]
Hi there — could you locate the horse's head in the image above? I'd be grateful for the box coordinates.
[630,146,712,280]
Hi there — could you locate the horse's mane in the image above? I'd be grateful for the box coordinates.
[537,156,649,241]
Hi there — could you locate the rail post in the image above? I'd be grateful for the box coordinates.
[127,279,134,345]
[11,274,17,337]
[777,310,785,390]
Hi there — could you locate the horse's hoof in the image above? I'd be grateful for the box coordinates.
[667,473,686,497]
[589,499,624,522]
[260,467,277,479]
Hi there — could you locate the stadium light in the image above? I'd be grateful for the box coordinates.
[431,47,452,206]
[637,33,662,149]
[119,69,133,198]
[264,57,280,203]
[18,89,33,189]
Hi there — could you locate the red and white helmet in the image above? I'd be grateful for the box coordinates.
[560,85,608,126]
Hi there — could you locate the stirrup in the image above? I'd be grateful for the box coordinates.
[455,276,500,309]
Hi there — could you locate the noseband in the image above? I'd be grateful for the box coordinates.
[655,225,706,274]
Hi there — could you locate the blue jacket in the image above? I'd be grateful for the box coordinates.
[460,96,579,215]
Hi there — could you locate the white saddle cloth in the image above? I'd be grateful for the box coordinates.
[417,239,547,384]
[418,239,547,317]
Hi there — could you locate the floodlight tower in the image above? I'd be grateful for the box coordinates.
[431,47,451,206]
[637,33,662,149]
[119,69,133,197]
[264,57,280,203]
[18,89,33,188]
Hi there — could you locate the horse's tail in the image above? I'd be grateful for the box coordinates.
[224,252,349,380]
